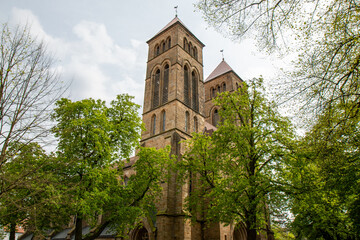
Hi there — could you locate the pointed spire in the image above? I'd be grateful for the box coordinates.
[205,60,234,82]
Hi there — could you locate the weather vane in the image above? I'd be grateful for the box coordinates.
[174,6,178,17]
[220,49,224,60]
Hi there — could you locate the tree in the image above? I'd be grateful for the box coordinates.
[286,101,360,239]
[0,142,60,240]
[51,95,172,240]
[197,2,360,236]
[0,22,64,194]
[196,0,360,117]
[180,79,294,240]
[0,22,65,240]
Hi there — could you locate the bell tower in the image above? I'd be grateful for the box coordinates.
[141,16,205,142]
[140,16,205,240]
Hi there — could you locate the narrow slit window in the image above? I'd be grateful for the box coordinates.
[213,109,219,126]
[152,114,156,135]
[167,37,171,49]
[193,117,198,132]
[193,47,198,60]
[184,66,190,106]
[184,38,188,51]
[185,111,190,132]
[192,71,198,111]
[162,65,169,104]
[161,110,166,132]
[156,45,160,56]
[152,69,160,108]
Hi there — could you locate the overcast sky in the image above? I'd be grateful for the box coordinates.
[0,0,283,110]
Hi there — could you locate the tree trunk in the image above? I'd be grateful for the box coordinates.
[246,227,257,240]
[9,222,16,240]
[82,221,110,240]
[246,200,258,240]
[75,216,82,240]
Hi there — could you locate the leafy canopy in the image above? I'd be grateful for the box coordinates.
[180,78,294,240]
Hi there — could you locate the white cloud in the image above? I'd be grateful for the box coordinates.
[131,39,145,49]
[9,8,69,58]
[72,21,137,67]
[8,8,146,104]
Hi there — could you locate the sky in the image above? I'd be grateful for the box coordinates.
[0,0,283,110]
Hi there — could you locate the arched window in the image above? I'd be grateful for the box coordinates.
[151,114,156,135]
[154,45,158,56]
[236,82,239,89]
[217,85,221,93]
[184,66,190,106]
[134,227,149,240]
[212,87,216,98]
[184,38,188,51]
[223,82,226,91]
[185,111,190,132]
[162,65,169,104]
[193,116,198,132]
[192,71,198,111]
[152,69,160,108]
[162,41,166,52]
[212,109,219,126]
[193,47,198,60]
[167,37,171,49]
[188,42,192,53]
[161,110,166,132]
[156,45,160,56]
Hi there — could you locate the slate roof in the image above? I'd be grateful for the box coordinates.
[70,226,90,240]
[52,228,72,240]
[157,16,184,35]
[20,233,33,240]
[205,60,234,82]
[203,122,217,136]
[99,226,117,238]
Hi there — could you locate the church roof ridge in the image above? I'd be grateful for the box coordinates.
[205,60,234,82]
[147,16,205,47]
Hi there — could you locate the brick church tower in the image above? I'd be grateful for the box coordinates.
[138,16,206,240]
[129,16,247,240]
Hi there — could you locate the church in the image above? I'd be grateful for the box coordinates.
[124,16,248,240]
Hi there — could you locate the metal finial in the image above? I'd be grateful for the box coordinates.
[220,49,224,61]
[174,6,178,17]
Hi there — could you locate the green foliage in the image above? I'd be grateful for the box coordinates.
[52,94,142,167]
[180,78,294,239]
[105,146,172,234]
[287,102,360,239]
[197,0,360,118]
[0,142,69,236]
[196,1,360,238]
[50,95,171,240]
[0,22,64,238]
